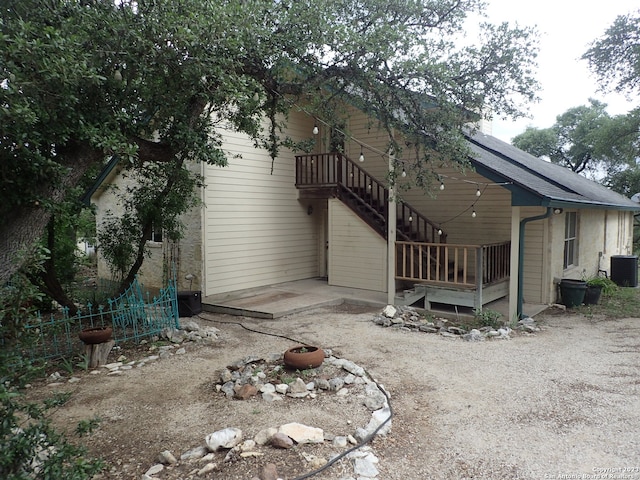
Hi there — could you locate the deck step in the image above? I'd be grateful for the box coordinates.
[394,285,427,306]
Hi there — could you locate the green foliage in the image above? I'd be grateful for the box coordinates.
[582,10,640,97]
[472,308,504,329]
[0,246,49,341]
[1,0,542,283]
[74,418,102,438]
[0,385,104,479]
[579,283,640,319]
[512,99,620,176]
[585,276,618,296]
[98,161,202,281]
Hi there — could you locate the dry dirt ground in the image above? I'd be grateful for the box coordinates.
[26,304,640,480]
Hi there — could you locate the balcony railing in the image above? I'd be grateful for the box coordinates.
[396,241,511,288]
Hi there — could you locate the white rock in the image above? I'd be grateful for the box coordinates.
[144,464,164,476]
[382,305,397,318]
[275,383,288,394]
[205,427,243,452]
[176,348,186,355]
[157,450,177,465]
[353,457,379,477]
[197,463,216,475]
[262,391,283,402]
[333,436,348,448]
[103,362,123,370]
[254,427,278,445]
[278,423,324,444]
[180,446,208,461]
[260,383,276,393]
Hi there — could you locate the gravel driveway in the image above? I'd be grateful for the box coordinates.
[31,305,640,479]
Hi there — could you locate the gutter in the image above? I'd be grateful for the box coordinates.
[80,155,120,205]
[518,207,553,319]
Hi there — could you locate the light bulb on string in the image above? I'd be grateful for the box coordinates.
[312,124,319,135]
[471,209,477,218]
[439,181,445,191]
[476,186,481,197]
[437,229,443,236]
[409,215,413,222]
[401,164,407,177]
[359,149,365,162]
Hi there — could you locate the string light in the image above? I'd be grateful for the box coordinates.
[359,149,365,162]
[471,210,477,218]
[476,186,481,197]
[312,124,319,135]
[409,215,413,222]
[439,181,445,191]
[437,229,443,236]
[401,163,407,177]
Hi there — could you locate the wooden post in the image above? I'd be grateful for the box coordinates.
[84,340,115,368]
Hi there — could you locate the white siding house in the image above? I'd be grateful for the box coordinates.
[90,106,639,320]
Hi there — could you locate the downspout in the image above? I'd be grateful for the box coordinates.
[518,207,553,319]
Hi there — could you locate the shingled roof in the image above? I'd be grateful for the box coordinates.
[466,131,640,211]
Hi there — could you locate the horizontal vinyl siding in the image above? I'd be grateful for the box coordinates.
[203,113,320,295]
[328,200,387,292]
[398,168,513,245]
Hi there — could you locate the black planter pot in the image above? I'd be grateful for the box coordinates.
[583,285,603,305]
[559,279,587,308]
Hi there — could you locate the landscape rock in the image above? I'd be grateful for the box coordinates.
[205,427,243,452]
[234,384,258,400]
[144,464,164,476]
[180,446,208,461]
[286,378,309,398]
[278,423,324,444]
[254,427,277,446]
[270,432,294,449]
[157,450,177,465]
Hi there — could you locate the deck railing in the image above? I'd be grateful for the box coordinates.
[396,241,511,288]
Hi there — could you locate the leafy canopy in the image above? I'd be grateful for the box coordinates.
[0,0,540,282]
[511,99,633,176]
[582,9,640,97]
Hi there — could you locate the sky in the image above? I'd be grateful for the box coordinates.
[481,0,639,143]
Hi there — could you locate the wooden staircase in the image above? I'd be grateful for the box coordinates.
[295,152,445,243]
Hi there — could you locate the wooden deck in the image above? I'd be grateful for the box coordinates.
[395,241,511,310]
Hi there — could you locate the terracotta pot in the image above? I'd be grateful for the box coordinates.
[283,345,324,369]
[78,326,113,345]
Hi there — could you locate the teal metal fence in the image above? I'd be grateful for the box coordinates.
[13,276,180,363]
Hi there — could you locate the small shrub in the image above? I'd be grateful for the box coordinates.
[0,385,104,479]
[585,276,617,296]
[472,308,504,329]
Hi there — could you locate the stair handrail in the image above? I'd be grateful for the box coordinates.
[295,152,446,243]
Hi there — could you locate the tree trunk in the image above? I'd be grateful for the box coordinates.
[0,142,101,285]
[35,219,79,316]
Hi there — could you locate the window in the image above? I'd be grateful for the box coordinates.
[145,225,163,243]
[563,211,578,269]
